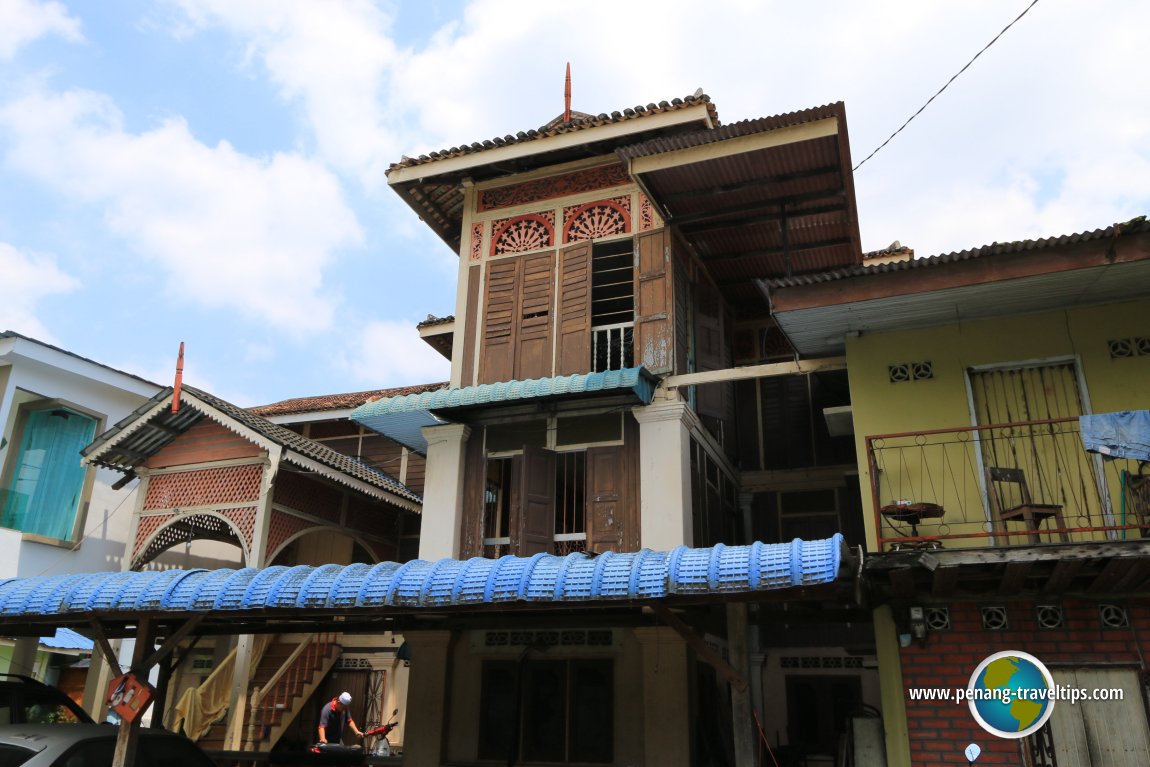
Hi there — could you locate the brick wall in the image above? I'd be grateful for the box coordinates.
[898,598,1150,765]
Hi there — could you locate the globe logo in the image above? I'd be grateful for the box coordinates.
[967,651,1056,738]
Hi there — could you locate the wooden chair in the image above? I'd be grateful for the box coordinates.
[1127,472,1150,538]
[985,466,1070,545]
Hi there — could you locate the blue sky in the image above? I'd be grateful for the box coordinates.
[2,0,1148,407]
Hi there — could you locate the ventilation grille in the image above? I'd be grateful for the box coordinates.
[779,655,865,670]
[1035,604,1064,629]
[888,361,933,383]
[482,629,615,648]
[981,605,1009,630]
[1099,603,1129,629]
[924,607,951,631]
[1108,338,1150,359]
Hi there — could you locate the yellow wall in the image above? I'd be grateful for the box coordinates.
[847,299,1150,550]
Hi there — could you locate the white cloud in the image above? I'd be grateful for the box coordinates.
[0,0,82,59]
[167,0,402,188]
[0,87,362,333]
[0,241,77,341]
[338,320,450,389]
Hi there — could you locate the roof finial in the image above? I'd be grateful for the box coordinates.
[563,62,571,123]
[172,341,184,414]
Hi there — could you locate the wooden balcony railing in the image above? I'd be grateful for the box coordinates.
[867,417,1148,551]
[592,322,633,373]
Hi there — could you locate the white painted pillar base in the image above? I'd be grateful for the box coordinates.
[419,424,472,561]
[633,397,698,551]
[634,626,691,767]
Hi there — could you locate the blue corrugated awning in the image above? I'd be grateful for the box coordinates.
[351,367,659,453]
[0,536,846,618]
[39,627,93,651]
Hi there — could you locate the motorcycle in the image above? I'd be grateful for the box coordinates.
[364,709,400,757]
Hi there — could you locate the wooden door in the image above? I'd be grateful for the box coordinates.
[1049,668,1150,765]
[634,229,673,373]
[969,362,1107,532]
[586,445,624,553]
[556,241,592,375]
[518,445,556,555]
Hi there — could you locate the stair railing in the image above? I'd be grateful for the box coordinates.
[247,632,338,746]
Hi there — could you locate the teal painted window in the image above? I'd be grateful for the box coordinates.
[1,407,97,540]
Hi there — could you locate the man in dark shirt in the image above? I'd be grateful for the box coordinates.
[317,691,364,745]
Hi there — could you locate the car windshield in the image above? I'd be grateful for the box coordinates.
[0,744,35,767]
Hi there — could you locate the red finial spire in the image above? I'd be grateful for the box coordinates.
[172,341,184,414]
[563,62,571,123]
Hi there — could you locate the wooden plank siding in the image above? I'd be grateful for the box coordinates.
[144,419,262,468]
[556,241,592,376]
[461,264,481,386]
[635,229,674,373]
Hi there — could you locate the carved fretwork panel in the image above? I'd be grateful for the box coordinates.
[563,197,631,243]
[479,164,630,212]
[491,213,555,257]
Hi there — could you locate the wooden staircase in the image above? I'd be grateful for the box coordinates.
[195,633,341,752]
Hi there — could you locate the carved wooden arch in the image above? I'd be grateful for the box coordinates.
[131,509,253,570]
[490,213,555,257]
[562,198,631,243]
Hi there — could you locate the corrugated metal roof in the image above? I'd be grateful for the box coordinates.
[83,385,421,506]
[351,367,658,454]
[0,535,845,617]
[353,367,656,417]
[766,216,1150,288]
[250,382,448,417]
[616,102,842,161]
[39,627,93,651]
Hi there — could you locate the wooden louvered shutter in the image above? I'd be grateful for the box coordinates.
[518,445,555,556]
[634,229,673,373]
[556,241,592,375]
[586,445,624,553]
[515,252,555,380]
[479,256,522,384]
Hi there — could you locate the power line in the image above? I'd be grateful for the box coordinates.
[854,0,1042,171]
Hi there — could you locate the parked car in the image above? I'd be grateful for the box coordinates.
[0,724,215,766]
[0,676,93,726]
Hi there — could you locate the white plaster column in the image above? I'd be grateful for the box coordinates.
[632,397,698,551]
[419,423,472,561]
[634,626,691,767]
[400,631,453,767]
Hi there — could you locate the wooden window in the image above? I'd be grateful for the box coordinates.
[634,229,673,373]
[483,458,513,557]
[479,256,522,384]
[556,241,592,376]
[516,252,555,380]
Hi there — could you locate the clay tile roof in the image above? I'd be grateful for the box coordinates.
[387,92,718,174]
[249,382,450,417]
[417,314,454,329]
